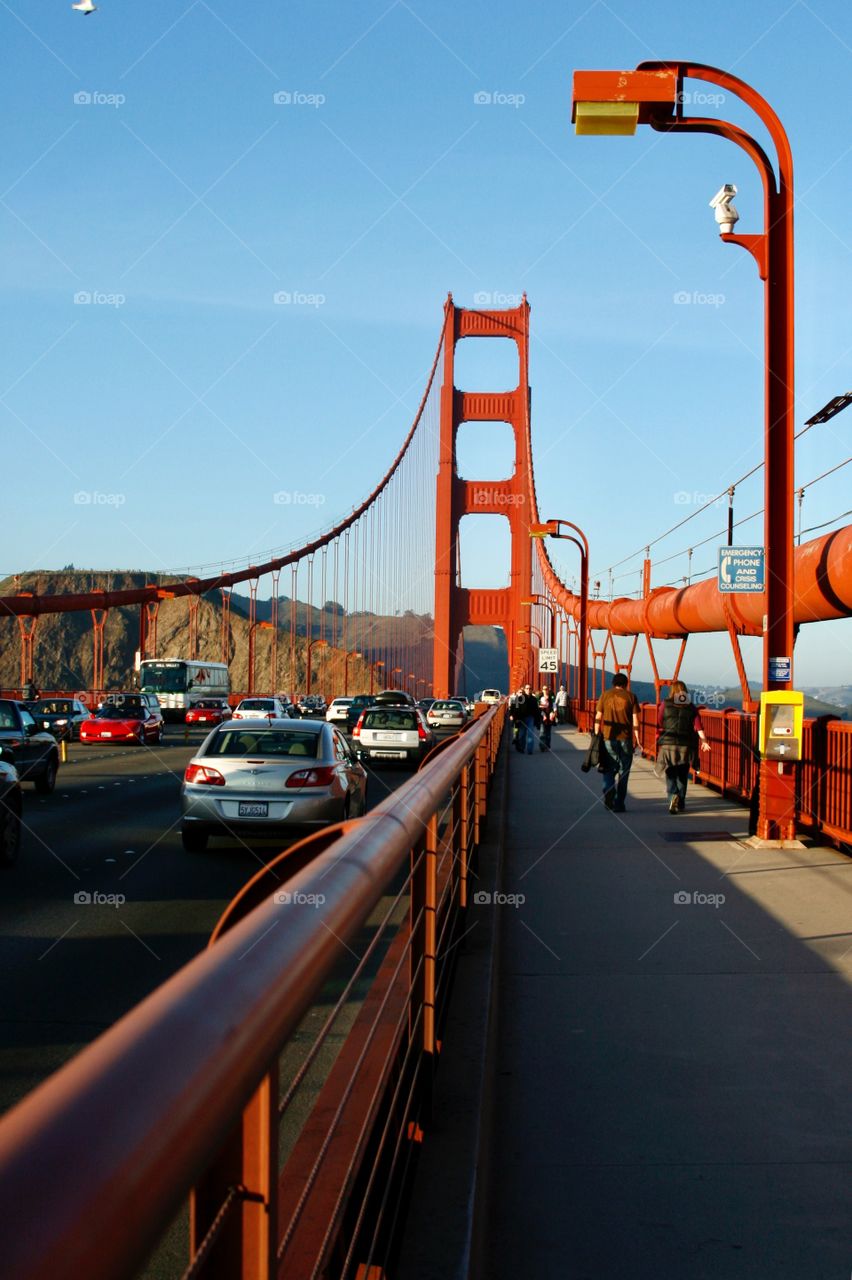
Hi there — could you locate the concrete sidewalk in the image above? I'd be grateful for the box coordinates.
[476,724,852,1279]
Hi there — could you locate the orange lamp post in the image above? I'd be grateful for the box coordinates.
[521,595,557,648]
[305,638,328,697]
[531,520,590,718]
[571,63,797,841]
[344,650,362,696]
[248,620,273,696]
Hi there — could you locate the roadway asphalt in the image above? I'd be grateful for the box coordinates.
[0,721,429,1116]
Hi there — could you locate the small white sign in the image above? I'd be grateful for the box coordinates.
[538,647,558,674]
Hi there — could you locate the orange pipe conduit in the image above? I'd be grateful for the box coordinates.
[533,524,852,637]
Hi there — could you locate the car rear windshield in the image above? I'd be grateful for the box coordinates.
[97,705,144,720]
[207,729,320,758]
[432,701,460,710]
[195,700,224,709]
[238,700,274,711]
[362,710,418,730]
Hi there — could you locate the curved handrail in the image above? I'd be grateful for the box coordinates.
[0,703,502,1280]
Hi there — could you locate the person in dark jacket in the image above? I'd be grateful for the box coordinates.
[655,680,711,813]
[514,684,541,755]
[508,688,524,750]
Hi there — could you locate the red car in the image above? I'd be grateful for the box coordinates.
[185,698,233,727]
[80,695,165,745]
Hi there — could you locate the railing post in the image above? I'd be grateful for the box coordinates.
[411,818,438,1126]
[458,763,471,908]
[474,740,486,843]
[423,814,438,1059]
[190,1066,278,1279]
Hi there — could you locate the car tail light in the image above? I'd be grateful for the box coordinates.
[184,763,226,786]
[286,766,336,788]
[418,722,429,740]
[352,713,365,738]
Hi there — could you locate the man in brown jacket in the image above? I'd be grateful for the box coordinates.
[593,673,641,812]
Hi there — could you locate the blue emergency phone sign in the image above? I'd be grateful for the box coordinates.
[718,546,765,593]
[768,656,791,682]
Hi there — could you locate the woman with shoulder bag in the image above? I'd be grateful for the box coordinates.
[654,680,711,813]
[538,687,556,751]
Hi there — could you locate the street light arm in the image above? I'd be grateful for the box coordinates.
[550,519,589,561]
[636,60,793,190]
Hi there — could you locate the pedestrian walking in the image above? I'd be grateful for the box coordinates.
[555,683,569,724]
[654,680,711,813]
[539,687,556,750]
[593,673,641,811]
[514,683,541,755]
[508,687,522,750]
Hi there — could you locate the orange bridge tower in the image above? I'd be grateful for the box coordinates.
[433,295,533,696]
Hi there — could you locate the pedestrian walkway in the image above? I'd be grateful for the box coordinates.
[478,724,852,1279]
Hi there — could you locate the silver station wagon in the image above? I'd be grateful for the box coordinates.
[353,705,434,769]
[180,719,367,851]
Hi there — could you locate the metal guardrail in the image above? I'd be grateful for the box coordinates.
[0,704,506,1279]
[568,696,852,846]
[637,705,851,846]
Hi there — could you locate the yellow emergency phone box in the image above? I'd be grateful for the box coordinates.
[759,691,804,762]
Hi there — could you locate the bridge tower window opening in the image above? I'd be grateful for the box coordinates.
[457,514,512,591]
[455,420,516,481]
[452,337,519,392]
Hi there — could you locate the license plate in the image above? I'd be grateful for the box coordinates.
[239,801,269,818]
[101,731,112,738]
[376,732,403,743]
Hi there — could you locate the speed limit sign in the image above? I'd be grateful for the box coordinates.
[538,647,558,674]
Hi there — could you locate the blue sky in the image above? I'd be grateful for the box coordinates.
[2,0,851,686]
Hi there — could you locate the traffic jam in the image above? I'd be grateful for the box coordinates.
[0,676,498,865]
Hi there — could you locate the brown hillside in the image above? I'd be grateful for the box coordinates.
[0,571,431,696]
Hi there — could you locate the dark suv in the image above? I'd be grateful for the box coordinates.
[345,694,376,734]
[371,689,416,708]
[0,700,61,793]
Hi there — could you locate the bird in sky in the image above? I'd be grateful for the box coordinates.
[71,0,97,12]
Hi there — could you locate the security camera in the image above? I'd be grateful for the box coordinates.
[709,183,739,234]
